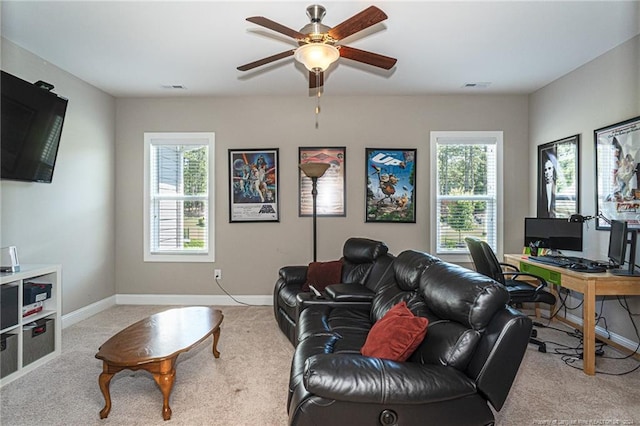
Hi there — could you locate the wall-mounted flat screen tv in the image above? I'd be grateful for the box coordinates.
[1,70,68,183]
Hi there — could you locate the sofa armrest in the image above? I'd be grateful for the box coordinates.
[279,265,308,285]
[466,306,532,411]
[325,283,375,302]
[296,292,372,314]
[304,354,476,405]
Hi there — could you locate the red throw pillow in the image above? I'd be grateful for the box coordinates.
[361,301,428,361]
[302,260,343,292]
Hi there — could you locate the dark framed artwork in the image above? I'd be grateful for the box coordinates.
[536,134,580,219]
[298,147,346,217]
[595,116,640,230]
[365,148,416,223]
[228,148,279,222]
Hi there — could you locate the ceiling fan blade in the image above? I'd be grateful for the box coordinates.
[327,6,388,41]
[246,16,307,40]
[339,45,397,70]
[309,71,324,89]
[237,49,296,71]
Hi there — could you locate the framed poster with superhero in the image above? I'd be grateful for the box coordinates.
[595,116,640,230]
[365,148,416,223]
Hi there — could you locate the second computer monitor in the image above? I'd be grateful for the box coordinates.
[608,219,640,276]
[607,220,628,267]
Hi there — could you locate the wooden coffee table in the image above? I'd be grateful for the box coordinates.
[95,306,223,420]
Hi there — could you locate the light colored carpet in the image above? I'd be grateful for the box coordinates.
[496,322,640,425]
[0,305,638,425]
[0,305,293,425]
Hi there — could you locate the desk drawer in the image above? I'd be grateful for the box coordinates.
[519,262,562,286]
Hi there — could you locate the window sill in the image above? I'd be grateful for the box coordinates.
[144,252,214,263]
[435,253,473,264]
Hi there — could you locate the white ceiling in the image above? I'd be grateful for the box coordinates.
[2,1,639,98]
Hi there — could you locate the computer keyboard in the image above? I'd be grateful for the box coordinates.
[529,255,572,267]
[529,255,607,273]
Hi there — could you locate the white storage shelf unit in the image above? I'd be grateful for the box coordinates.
[0,264,61,387]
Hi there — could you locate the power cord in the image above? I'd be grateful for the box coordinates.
[600,296,640,362]
[557,298,609,360]
[214,277,255,306]
[560,354,640,375]
[529,286,580,327]
[594,297,612,341]
[528,291,639,375]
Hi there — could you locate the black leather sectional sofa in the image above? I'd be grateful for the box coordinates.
[273,237,393,345]
[274,239,533,426]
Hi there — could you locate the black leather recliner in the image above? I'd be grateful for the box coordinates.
[273,237,393,345]
[288,250,532,426]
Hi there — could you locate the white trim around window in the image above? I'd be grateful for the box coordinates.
[143,132,215,262]
[430,131,504,263]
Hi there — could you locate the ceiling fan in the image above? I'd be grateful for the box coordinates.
[237,4,397,90]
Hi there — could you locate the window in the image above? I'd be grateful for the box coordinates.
[430,131,503,261]
[144,132,215,262]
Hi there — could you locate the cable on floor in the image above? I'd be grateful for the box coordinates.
[214,277,255,306]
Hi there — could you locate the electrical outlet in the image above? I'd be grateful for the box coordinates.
[560,287,570,295]
[214,269,222,280]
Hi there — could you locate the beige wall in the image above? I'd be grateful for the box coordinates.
[1,39,116,314]
[529,35,640,343]
[115,95,529,296]
[5,30,638,349]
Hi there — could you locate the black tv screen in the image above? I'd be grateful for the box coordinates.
[524,217,583,251]
[1,70,68,183]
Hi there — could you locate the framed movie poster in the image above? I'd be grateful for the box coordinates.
[595,116,640,230]
[536,135,579,219]
[228,148,279,222]
[298,147,346,217]
[365,148,416,223]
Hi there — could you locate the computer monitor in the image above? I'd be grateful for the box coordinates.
[524,218,583,252]
[608,219,640,276]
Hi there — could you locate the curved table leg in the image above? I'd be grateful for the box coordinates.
[152,359,176,421]
[212,327,221,358]
[98,366,116,419]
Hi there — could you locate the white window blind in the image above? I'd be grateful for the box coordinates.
[431,132,503,259]
[144,132,215,262]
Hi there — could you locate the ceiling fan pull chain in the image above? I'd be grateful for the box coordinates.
[315,72,322,129]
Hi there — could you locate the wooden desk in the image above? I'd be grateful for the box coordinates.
[504,254,640,376]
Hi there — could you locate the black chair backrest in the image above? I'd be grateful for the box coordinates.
[341,238,389,285]
[464,237,506,285]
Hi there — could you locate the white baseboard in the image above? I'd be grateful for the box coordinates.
[61,294,272,329]
[564,312,639,353]
[115,294,272,306]
[60,296,638,354]
[61,295,117,328]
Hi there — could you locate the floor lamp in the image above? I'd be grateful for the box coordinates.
[299,162,330,262]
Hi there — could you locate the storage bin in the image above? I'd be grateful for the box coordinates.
[1,333,18,378]
[23,318,54,366]
[23,283,52,304]
[1,285,19,330]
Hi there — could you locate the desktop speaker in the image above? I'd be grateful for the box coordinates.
[0,246,20,273]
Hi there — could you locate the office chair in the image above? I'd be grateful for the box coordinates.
[464,236,556,353]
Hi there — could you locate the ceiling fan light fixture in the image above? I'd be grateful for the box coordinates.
[294,43,339,72]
